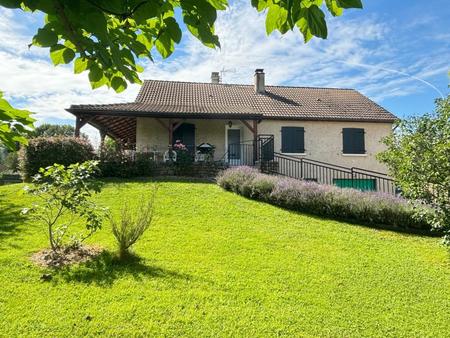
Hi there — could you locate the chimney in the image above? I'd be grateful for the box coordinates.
[254,69,265,93]
[211,72,221,84]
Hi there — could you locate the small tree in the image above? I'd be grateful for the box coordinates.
[22,161,106,252]
[109,186,157,259]
[378,96,450,242]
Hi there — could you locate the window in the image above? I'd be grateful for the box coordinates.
[281,127,305,153]
[342,128,365,154]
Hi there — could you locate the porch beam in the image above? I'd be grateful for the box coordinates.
[240,119,255,134]
[155,118,169,131]
[74,115,94,137]
[172,120,184,132]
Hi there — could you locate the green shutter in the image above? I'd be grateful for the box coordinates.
[281,127,304,153]
[343,128,365,154]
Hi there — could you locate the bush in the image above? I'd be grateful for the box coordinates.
[97,147,156,178]
[217,167,435,232]
[2,151,19,172]
[108,186,156,259]
[19,136,94,181]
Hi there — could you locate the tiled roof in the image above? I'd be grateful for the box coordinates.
[68,80,397,122]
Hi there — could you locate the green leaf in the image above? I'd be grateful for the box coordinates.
[207,0,228,10]
[111,76,127,93]
[296,17,314,43]
[74,57,89,74]
[50,44,75,65]
[155,33,174,58]
[32,27,58,47]
[132,1,160,24]
[325,0,343,16]
[164,17,182,43]
[0,0,21,9]
[303,5,327,39]
[251,0,268,11]
[88,64,103,83]
[265,4,288,35]
[336,0,363,9]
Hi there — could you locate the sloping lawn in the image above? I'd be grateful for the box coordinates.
[1,180,449,337]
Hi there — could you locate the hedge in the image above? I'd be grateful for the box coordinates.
[217,166,436,233]
[19,136,94,181]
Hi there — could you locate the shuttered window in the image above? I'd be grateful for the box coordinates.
[342,128,365,154]
[281,127,305,153]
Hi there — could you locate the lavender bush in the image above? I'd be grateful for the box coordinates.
[217,167,435,232]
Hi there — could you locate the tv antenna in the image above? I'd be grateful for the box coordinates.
[220,67,236,83]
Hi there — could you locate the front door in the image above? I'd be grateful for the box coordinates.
[227,129,241,164]
[173,123,195,154]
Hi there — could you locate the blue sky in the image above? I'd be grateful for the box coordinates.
[0,0,448,142]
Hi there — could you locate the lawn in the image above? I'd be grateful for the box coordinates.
[1,180,449,337]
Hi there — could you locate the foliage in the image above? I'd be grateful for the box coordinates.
[0,1,362,93]
[98,146,156,177]
[22,161,106,251]
[173,141,193,175]
[1,181,450,336]
[19,136,94,181]
[109,186,157,259]
[2,151,19,172]
[217,166,434,231]
[378,96,450,242]
[0,91,35,150]
[30,123,87,138]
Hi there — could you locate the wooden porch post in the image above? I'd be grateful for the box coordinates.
[168,119,173,146]
[99,129,106,148]
[74,116,82,137]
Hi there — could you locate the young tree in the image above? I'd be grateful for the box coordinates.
[378,96,450,242]
[22,161,106,251]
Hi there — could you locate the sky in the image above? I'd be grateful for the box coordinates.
[0,0,449,145]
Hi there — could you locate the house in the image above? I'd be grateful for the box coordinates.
[67,69,397,175]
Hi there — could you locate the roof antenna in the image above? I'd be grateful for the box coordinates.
[220,67,236,83]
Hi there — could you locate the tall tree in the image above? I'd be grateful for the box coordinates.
[378,95,450,242]
[30,123,87,138]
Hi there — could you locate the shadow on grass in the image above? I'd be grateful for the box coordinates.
[0,195,27,244]
[56,251,191,286]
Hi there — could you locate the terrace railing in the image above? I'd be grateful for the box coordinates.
[261,152,396,194]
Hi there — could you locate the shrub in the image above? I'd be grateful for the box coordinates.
[19,136,94,181]
[108,186,157,259]
[217,167,434,232]
[22,161,106,252]
[2,151,19,172]
[217,166,259,196]
[97,147,156,178]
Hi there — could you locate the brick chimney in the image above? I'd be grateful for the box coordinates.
[254,69,265,93]
[211,72,221,84]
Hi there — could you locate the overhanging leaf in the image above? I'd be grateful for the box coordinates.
[50,44,75,65]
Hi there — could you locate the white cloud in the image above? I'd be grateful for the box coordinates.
[0,1,448,147]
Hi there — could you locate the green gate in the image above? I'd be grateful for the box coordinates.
[333,178,377,192]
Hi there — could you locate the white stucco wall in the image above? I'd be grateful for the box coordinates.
[258,120,392,172]
[136,117,392,172]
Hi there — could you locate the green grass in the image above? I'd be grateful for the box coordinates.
[1,180,449,337]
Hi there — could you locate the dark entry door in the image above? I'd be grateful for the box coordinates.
[173,123,195,153]
[227,129,241,160]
